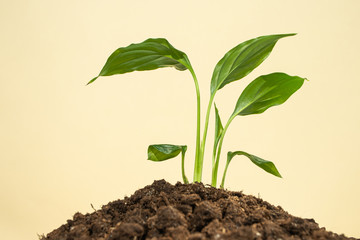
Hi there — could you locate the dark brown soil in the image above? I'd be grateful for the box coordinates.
[41,180,358,240]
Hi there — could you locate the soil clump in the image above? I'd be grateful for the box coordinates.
[41,180,358,240]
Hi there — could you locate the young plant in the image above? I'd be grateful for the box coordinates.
[89,34,306,188]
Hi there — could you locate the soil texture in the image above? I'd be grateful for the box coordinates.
[41,180,358,240]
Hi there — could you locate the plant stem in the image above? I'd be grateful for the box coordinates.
[193,93,216,182]
[181,148,189,184]
[220,157,230,189]
[211,114,236,187]
[189,69,202,183]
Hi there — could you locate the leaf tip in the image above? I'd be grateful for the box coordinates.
[282,33,297,37]
[87,76,99,85]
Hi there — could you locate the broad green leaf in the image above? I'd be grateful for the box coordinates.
[227,151,282,178]
[231,72,305,117]
[212,103,223,165]
[210,33,296,94]
[147,144,187,162]
[89,38,193,84]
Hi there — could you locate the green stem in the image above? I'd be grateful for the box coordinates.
[181,148,189,184]
[189,69,202,183]
[194,93,215,182]
[220,157,230,189]
[211,114,236,187]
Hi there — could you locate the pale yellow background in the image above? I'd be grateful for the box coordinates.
[1,0,359,239]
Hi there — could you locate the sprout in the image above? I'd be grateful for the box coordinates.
[89,34,306,188]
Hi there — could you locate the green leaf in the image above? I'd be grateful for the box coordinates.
[214,104,224,148]
[212,103,223,165]
[227,151,282,178]
[148,144,189,184]
[89,38,193,84]
[147,144,187,162]
[210,33,296,94]
[231,72,305,117]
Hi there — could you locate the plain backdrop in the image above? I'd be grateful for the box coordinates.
[1,0,359,239]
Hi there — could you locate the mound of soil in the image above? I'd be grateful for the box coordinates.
[41,180,358,240]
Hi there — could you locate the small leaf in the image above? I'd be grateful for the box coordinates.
[212,104,223,165]
[148,144,189,184]
[148,144,186,162]
[227,151,282,178]
[89,38,193,84]
[210,33,296,94]
[231,72,305,117]
[214,104,224,149]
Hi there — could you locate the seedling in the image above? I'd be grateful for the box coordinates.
[89,34,306,188]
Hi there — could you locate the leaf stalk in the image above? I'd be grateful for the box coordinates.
[211,115,235,187]
[189,69,202,183]
[220,154,231,189]
[181,148,189,184]
[193,93,216,182]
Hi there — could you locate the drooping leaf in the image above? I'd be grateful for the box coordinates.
[89,38,193,84]
[210,33,296,94]
[148,144,189,184]
[212,103,223,165]
[227,151,282,178]
[147,144,187,162]
[231,72,305,117]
